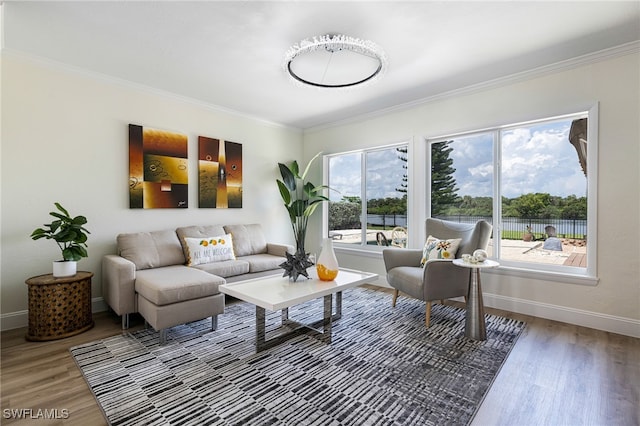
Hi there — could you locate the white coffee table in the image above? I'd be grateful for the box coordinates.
[219,268,378,351]
[452,258,499,340]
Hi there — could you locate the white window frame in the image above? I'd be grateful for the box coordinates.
[426,105,598,285]
[323,141,413,254]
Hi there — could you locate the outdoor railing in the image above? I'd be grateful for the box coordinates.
[365,214,587,240]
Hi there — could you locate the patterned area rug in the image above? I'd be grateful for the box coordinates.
[71,287,525,425]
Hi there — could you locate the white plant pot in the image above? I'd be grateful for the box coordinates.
[53,260,77,277]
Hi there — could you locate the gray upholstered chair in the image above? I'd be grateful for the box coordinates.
[382,218,493,327]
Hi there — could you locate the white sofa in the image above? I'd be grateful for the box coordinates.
[102,223,293,344]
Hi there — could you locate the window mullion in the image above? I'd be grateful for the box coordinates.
[493,129,502,260]
[360,152,367,247]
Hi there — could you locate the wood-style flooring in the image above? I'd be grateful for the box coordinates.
[2,288,639,426]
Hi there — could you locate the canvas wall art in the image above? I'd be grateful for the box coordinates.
[129,124,188,208]
[198,136,243,208]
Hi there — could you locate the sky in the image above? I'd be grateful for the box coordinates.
[450,119,587,199]
[328,118,587,201]
[328,147,406,201]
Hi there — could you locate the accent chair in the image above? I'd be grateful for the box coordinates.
[382,218,493,327]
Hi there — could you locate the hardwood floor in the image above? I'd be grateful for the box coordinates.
[2,291,638,426]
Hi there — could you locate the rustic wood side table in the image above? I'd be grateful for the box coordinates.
[25,271,94,341]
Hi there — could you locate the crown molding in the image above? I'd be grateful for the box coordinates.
[305,40,640,134]
[1,48,302,133]
[3,39,638,135]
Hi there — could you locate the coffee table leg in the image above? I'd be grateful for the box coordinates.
[321,294,333,343]
[255,293,340,352]
[256,305,266,350]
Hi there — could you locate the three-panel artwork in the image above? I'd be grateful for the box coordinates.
[129,124,243,209]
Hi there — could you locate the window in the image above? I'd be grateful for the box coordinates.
[326,144,408,248]
[429,112,593,276]
[431,133,494,256]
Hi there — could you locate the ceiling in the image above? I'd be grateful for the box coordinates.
[3,1,639,130]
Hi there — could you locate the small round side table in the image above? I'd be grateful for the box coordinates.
[452,259,499,341]
[25,271,94,341]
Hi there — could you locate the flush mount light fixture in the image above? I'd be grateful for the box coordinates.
[283,34,388,89]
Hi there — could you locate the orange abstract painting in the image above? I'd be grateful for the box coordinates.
[129,124,188,208]
[198,136,242,208]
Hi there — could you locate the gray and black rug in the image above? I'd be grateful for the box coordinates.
[71,287,525,426]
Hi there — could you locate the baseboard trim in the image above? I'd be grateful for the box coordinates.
[3,294,638,338]
[483,293,640,338]
[1,298,109,332]
[367,282,639,338]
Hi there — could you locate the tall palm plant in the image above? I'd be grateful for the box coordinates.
[276,152,329,280]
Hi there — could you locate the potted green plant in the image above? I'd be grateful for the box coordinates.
[30,202,90,277]
[276,152,329,280]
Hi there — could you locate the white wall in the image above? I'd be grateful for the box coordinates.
[2,49,638,337]
[304,50,640,337]
[1,52,303,329]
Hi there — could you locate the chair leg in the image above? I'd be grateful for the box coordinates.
[425,301,432,327]
[392,289,399,307]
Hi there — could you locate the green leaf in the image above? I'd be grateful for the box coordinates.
[277,180,291,205]
[303,181,315,198]
[72,215,88,226]
[278,163,296,191]
[75,232,88,244]
[303,201,322,218]
[300,151,322,180]
[49,211,69,221]
[30,230,47,240]
[291,199,307,217]
[63,246,85,261]
[290,161,300,178]
[54,202,69,217]
[50,220,61,233]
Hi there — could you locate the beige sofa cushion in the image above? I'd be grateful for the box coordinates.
[192,259,250,277]
[224,224,268,256]
[117,230,185,270]
[242,253,286,273]
[135,265,224,305]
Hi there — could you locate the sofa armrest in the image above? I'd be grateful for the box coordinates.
[267,243,295,257]
[102,254,137,316]
[382,248,423,272]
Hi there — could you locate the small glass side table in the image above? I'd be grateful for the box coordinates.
[452,259,499,340]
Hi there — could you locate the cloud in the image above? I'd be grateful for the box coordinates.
[328,147,406,201]
[327,118,586,205]
[450,119,585,198]
[328,153,361,200]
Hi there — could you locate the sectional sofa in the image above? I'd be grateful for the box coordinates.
[102,223,293,344]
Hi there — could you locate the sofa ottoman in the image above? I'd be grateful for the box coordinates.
[135,265,225,344]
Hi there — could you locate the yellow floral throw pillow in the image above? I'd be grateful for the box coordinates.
[184,234,235,266]
[420,235,462,267]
